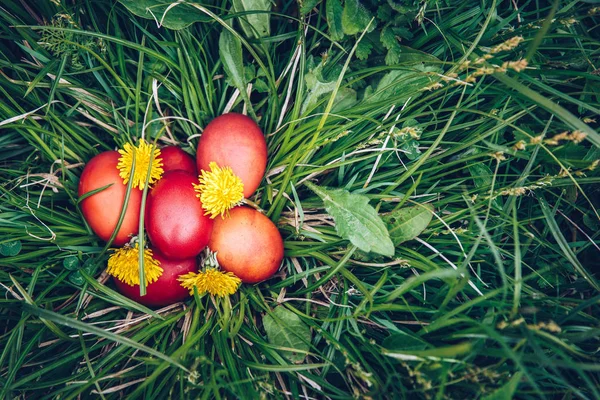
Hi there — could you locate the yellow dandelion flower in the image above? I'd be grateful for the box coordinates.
[106,244,163,286]
[178,269,241,297]
[117,138,164,190]
[193,161,244,219]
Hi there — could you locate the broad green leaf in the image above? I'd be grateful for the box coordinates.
[306,182,395,256]
[326,0,344,41]
[68,271,85,285]
[481,372,524,400]
[468,163,493,189]
[387,0,416,13]
[301,72,337,114]
[383,205,433,246]
[395,45,441,64]
[401,118,421,136]
[244,64,256,81]
[0,240,22,256]
[342,0,375,35]
[355,40,372,60]
[299,0,321,15]
[82,258,98,275]
[254,78,269,93]
[393,26,414,41]
[468,159,502,209]
[301,55,358,114]
[232,0,271,39]
[400,139,421,160]
[380,25,397,50]
[385,47,401,65]
[62,255,80,271]
[377,4,393,20]
[219,27,253,113]
[331,88,357,113]
[381,25,402,65]
[263,306,311,363]
[219,28,245,91]
[118,0,209,30]
[364,64,440,105]
[226,64,255,87]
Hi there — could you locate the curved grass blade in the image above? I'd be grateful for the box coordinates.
[21,303,188,372]
[538,196,600,291]
[494,73,600,148]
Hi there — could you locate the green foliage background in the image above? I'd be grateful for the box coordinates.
[1,0,599,398]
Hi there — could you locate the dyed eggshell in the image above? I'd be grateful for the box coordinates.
[113,250,196,307]
[78,151,142,246]
[146,170,213,259]
[196,113,267,197]
[209,206,283,284]
[160,145,197,175]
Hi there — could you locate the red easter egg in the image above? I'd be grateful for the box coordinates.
[78,151,142,246]
[146,170,213,259]
[209,206,283,283]
[160,145,197,175]
[114,250,196,307]
[196,113,267,197]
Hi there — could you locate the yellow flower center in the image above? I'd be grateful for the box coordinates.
[178,269,241,297]
[117,138,164,190]
[193,161,244,219]
[106,244,163,286]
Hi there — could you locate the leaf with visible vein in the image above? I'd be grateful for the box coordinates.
[299,0,321,15]
[118,0,209,30]
[326,0,344,41]
[355,40,372,60]
[263,306,311,363]
[0,240,22,256]
[342,0,375,35]
[383,205,433,246]
[219,27,255,117]
[232,0,271,39]
[306,182,395,256]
